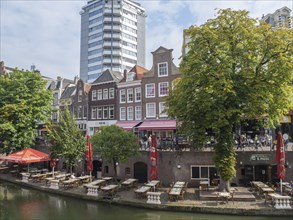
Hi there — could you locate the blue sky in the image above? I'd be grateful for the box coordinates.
[0,0,292,80]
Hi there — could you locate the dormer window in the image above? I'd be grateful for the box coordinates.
[126,72,135,81]
[158,62,168,77]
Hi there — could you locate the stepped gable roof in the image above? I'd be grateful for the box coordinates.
[120,65,149,83]
[92,69,123,84]
[60,85,76,99]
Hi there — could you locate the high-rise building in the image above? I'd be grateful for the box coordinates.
[262,6,292,28]
[79,0,146,83]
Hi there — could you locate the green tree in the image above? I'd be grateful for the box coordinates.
[0,69,53,153]
[166,9,293,190]
[91,125,140,181]
[46,107,86,173]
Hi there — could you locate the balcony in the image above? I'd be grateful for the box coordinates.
[104,8,122,16]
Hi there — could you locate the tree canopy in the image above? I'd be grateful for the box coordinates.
[0,69,53,153]
[46,107,86,173]
[166,9,292,185]
[91,125,140,180]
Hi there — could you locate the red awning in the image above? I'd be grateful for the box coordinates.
[116,121,141,131]
[0,148,50,164]
[138,120,176,130]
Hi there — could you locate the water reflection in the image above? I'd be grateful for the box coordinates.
[0,182,291,220]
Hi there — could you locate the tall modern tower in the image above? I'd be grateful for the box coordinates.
[80,0,146,83]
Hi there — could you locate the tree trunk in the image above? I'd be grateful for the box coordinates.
[219,177,231,192]
[113,159,117,183]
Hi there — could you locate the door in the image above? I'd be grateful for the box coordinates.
[133,162,148,183]
[254,165,268,182]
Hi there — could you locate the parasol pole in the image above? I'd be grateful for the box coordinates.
[52,166,55,178]
[27,163,30,173]
[280,178,283,194]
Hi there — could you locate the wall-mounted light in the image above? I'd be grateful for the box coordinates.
[239,161,243,166]
[177,165,181,169]
[115,162,119,166]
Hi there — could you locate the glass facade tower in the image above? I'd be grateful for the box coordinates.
[80,0,146,82]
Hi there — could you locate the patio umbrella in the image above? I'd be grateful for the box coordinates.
[0,148,50,172]
[86,135,93,181]
[150,134,158,180]
[276,132,286,193]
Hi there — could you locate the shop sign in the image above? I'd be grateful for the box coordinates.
[250,154,271,161]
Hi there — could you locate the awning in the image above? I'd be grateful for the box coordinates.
[138,120,176,130]
[115,121,142,131]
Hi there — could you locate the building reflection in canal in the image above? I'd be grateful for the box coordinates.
[0,182,292,220]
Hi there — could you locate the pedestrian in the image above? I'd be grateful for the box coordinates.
[148,135,152,148]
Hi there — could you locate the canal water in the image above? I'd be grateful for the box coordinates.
[0,181,290,220]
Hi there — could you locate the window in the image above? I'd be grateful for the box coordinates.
[97,90,102,100]
[109,88,114,99]
[159,82,169,97]
[145,84,155,98]
[127,107,133,120]
[78,90,82,102]
[120,107,126,120]
[126,72,135,81]
[92,90,97,101]
[83,106,87,118]
[191,166,217,180]
[109,106,114,119]
[146,103,156,118]
[135,106,141,120]
[91,107,97,119]
[78,106,83,119]
[103,89,108,100]
[53,93,58,106]
[158,62,168,77]
[159,102,168,117]
[127,88,133,103]
[135,87,141,102]
[97,107,102,119]
[103,106,108,119]
[120,89,126,103]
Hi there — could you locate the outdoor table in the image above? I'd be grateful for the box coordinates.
[173,181,186,188]
[30,173,47,182]
[78,175,91,184]
[61,179,80,190]
[9,170,19,176]
[102,177,113,183]
[134,186,151,198]
[168,187,183,201]
[216,192,230,204]
[121,178,138,188]
[45,177,55,186]
[101,184,118,197]
[145,180,160,191]
[199,180,209,190]
[84,179,106,189]
[261,187,275,202]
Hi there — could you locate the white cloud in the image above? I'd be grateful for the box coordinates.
[1,0,292,79]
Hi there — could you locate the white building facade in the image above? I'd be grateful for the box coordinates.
[80,0,146,83]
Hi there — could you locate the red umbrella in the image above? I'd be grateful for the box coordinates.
[86,135,93,180]
[150,134,158,180]
[0,148,50,164]
[276,132,286,193]
[0,148,50,172]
